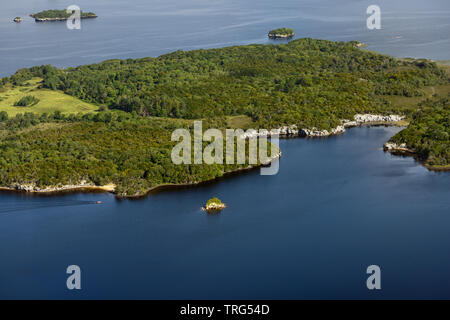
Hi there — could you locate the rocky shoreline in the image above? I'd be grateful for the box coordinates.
[0,182,115,194]
[30,14,97,22]
[0,151,282,199]
[240,114,406,139]
[355,42,367,48]
[382,142,450,171]
[202,202,227,212]
[268,33,295,39]
[383,142,415,154]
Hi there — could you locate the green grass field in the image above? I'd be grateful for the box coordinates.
[384,83,450,111]
[436,60,450,66]
[226,115,254,129]
[0,78,98,116]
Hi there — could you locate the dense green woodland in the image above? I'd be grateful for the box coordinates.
[0,112,266,196]
[0,39,449,196]
[5,39,446,130]
[390,96,450,168]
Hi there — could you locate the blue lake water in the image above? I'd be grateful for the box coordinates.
[1,0,450,77]
[0,0,449,299]
[1,126,450,299]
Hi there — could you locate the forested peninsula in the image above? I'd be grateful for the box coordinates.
[0,38,449,197]
[385,96,450,169]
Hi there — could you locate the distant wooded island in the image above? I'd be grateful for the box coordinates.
[30,9,97,22]
[268,28,295,39]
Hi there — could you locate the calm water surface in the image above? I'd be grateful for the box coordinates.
[0,0,450,77]
[1,126,449,299]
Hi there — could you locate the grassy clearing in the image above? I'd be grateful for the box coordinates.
[384,83,450,110]
[0,78,98,116]
[427,164,450,171]
[436,60,450,67]
[226,115,254,129]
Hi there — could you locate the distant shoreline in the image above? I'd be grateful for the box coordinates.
[0,183,115,195]
[31,15,97,22]
[383,146,450,172]
[29,11,97,22]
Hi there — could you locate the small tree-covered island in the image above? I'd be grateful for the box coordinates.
[268,28,295,39]
[0,38,449,197]
[30,9,97,22]
[203,198,227,212]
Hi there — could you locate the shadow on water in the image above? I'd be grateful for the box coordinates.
[120,163,264,201]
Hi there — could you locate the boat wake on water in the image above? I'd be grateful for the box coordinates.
[0,200,101,214]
